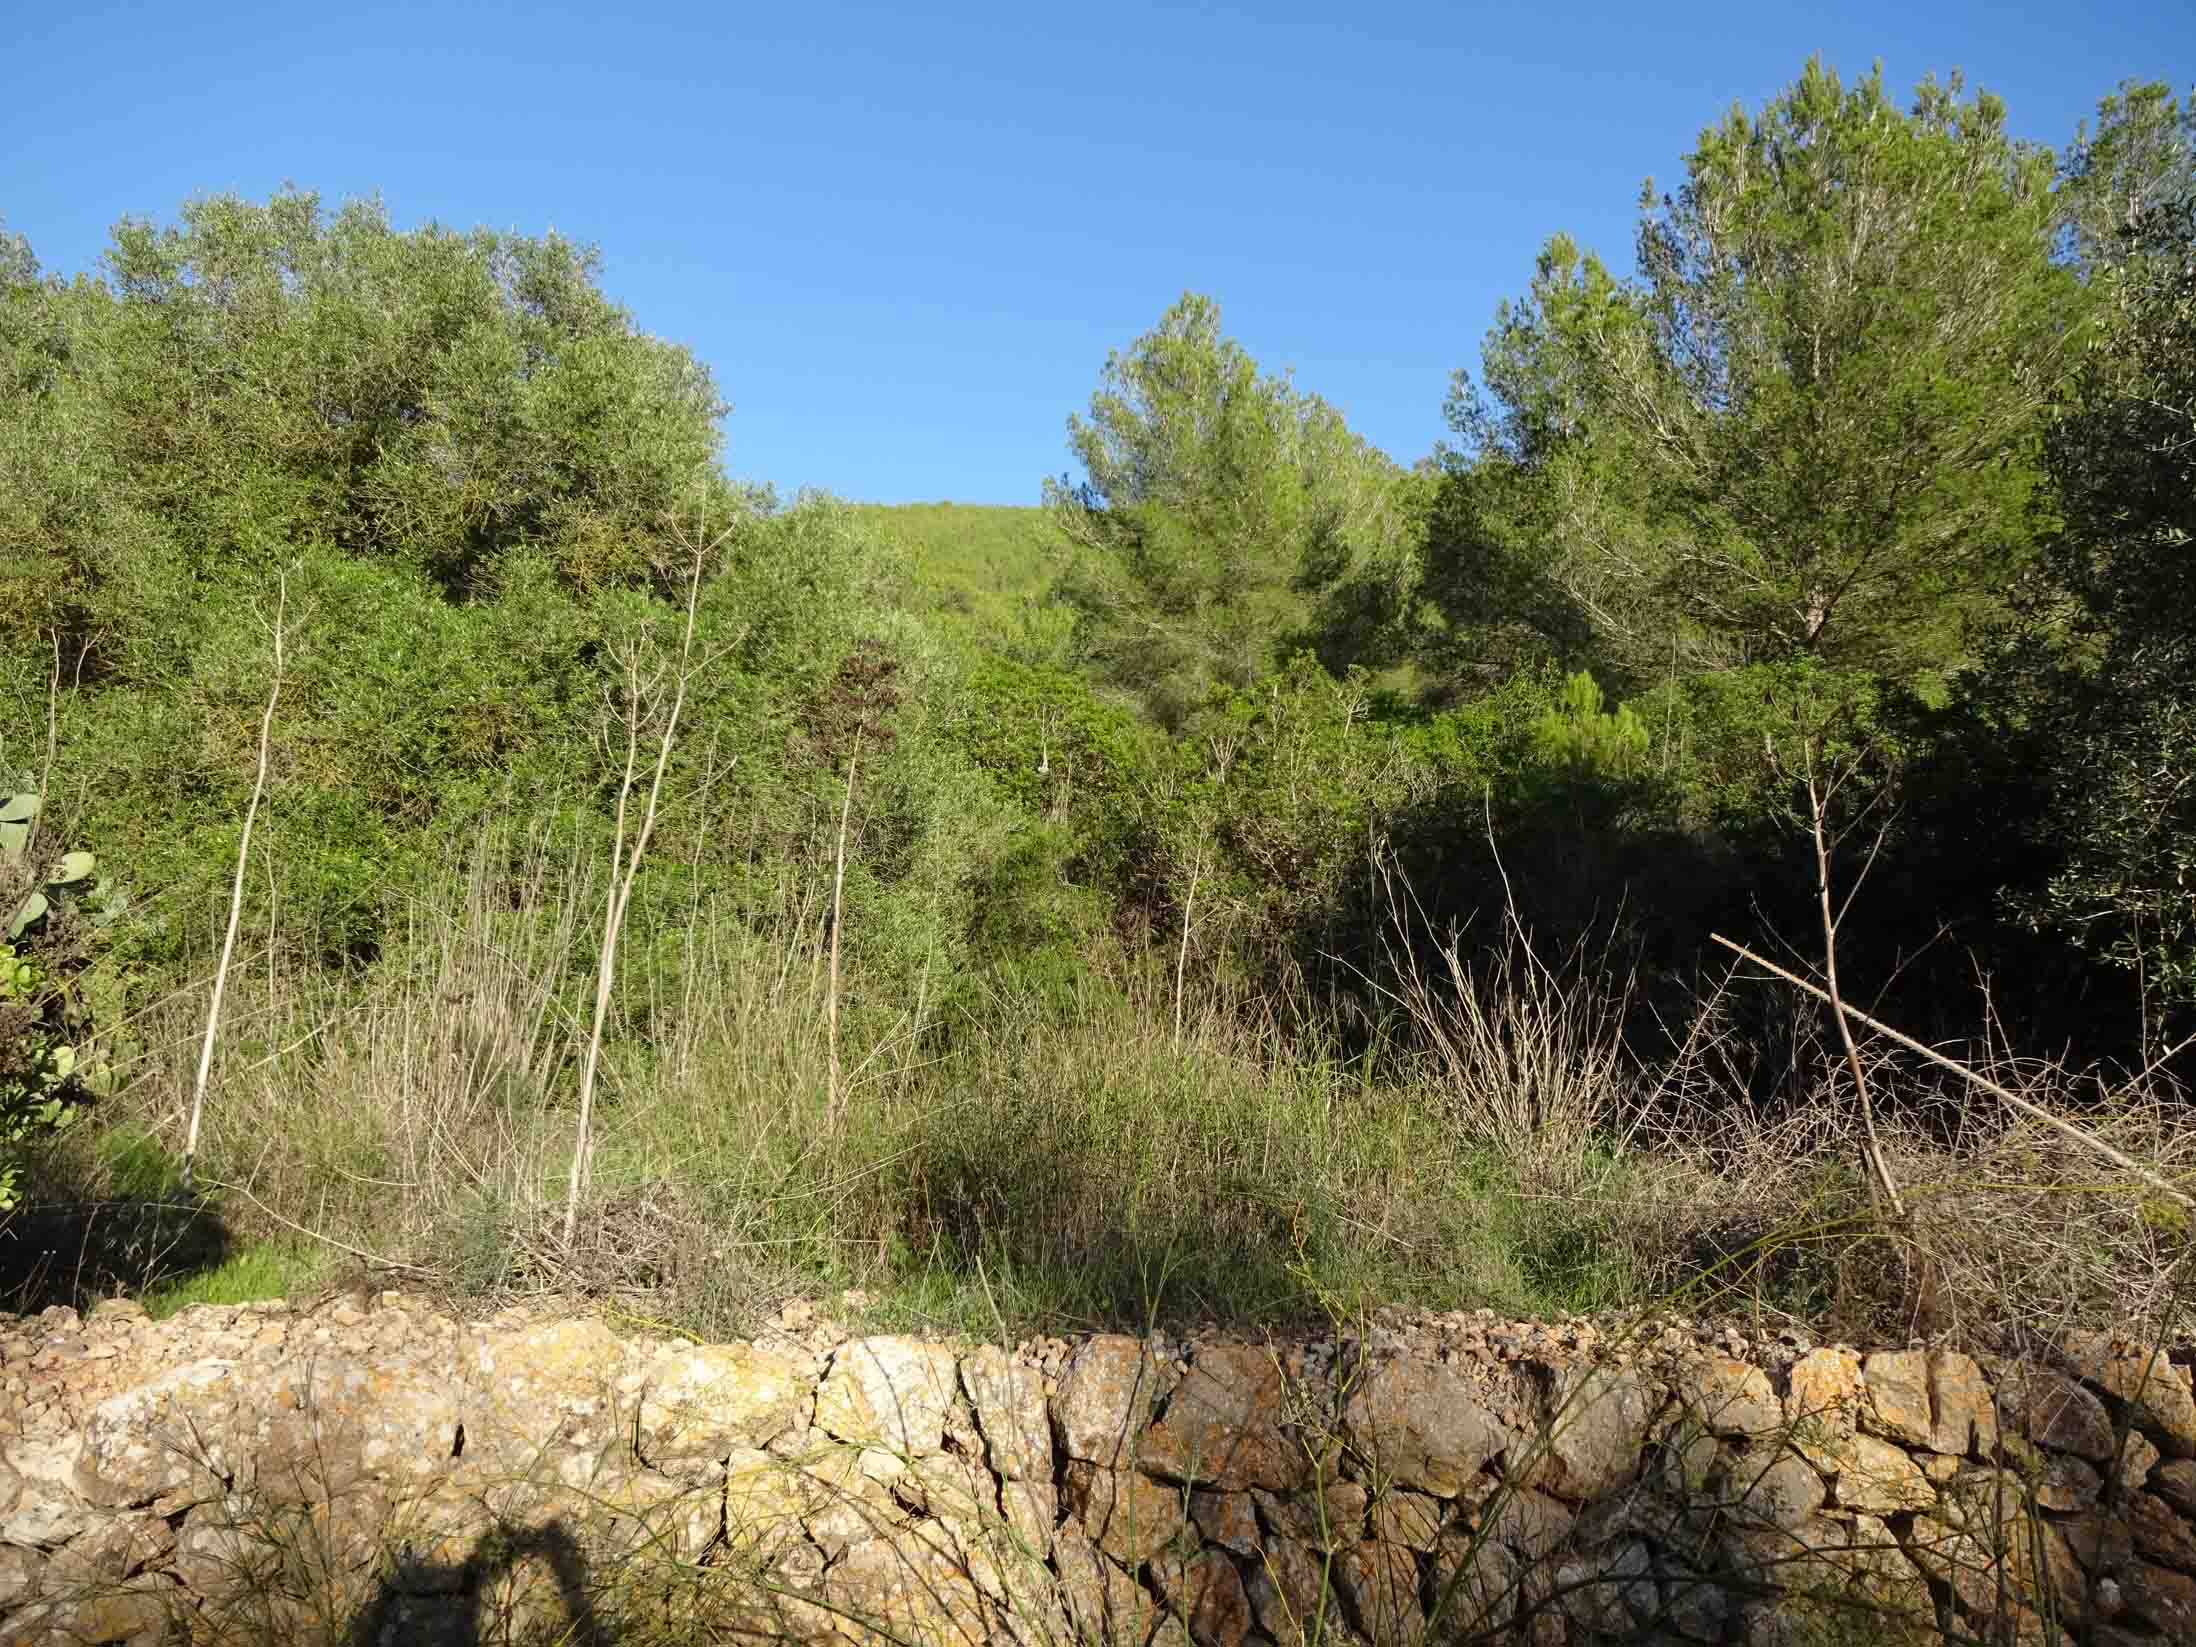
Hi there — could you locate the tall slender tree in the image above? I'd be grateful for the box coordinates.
[1439,60,2087,681]
[1047,294,1421,725]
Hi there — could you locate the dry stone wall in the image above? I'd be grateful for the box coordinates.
[2,1295,2194,1645]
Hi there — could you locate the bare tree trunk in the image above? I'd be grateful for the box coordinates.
[826,731,860,1134]
[185,573,288,1195]
[1173,845,1204,1052]
[33,633,58,855]
[562,527,714,1248]
[1804,744,1906,1222]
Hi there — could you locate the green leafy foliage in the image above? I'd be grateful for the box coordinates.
[2056,80,2196,270]
[0,188,732,678]
[7,66,2196,1329]
[0,940,89,1211]
[853,503,1077,662]
[1532,673,1647,779]
[1046,294,1424,725]
[1444,60,2083,681]
[2002,193,2196,1010]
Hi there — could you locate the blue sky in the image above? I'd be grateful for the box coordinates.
[5,2,2188,504]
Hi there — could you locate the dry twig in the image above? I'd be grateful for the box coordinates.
[1711,933,2196,1216]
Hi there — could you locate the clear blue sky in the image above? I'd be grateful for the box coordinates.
[5,2,2188,504]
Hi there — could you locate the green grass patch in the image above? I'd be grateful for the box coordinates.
[139,1240,330,1319]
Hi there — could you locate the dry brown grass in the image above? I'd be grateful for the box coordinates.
[1386,922,1646,1191]
[21,811,2195,1359]
[1567,988,2196,1351]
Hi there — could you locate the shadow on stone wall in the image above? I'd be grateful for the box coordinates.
[8,1300,2196,1645]
[344,1518,608,1647]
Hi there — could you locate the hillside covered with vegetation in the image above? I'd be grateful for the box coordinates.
[3,62,2194,1350]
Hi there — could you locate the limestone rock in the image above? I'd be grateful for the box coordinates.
[1000,1476,1056,1560]
[1063,1459,1186,1565]
[1053,1335,1174,1469]
[1253,1478,1369,1552]
[1729,1448,1826,1530]
[1860,1349,1933,1448]
[2129,1489,2196,1572]
[814,1336,960,1464]
[1928,1350,1998,1458]
[1554,1535,1654,1635]
[1429,1526,1521,1638]
[1660,1555,1730,1642]
[824,1531,993,1646]
[1997,1367,2117,1462]
[1056,1533,1166,1646]
[710,1446,815,1561]
[1830,1433,1935,1513]
[1784,1347,1864,1471]
[1908,1467,2088,1622]
[2060,1502,2138,1575]
[2153,1457,2196,1516]
[0,1572,175,1647]
[7,1290,2196,1647]
[786,1440,905,1559]
[1,1434,95,1545]
[1245,1534,1344,1643]
[1332,1537,1422,1643]
[2062,1332,2196,1459]
[2006,1442,2102,1511]
[1369,1487,1444,1550]
[1191,1487,1261,1556]
[1141,1342,1306,1491]
[44,1508,175,1587]
[458,1317,631,1479]
[1152,1546,1255,1647]
[1675,1353,1781,1437]
[959,1344,1050,1482]
[1732,1511,1932,1635]
[2121,1561,2196,1636]
[636,1340,808,1467]
[1529,1363,1655,1502]
[1656,1422,1722,1496]
[1341,1353,1512,1499]
[74,1359,256,1509]
[892,1445,998,1526]
[2110,1427,2163,1497]
[0,1543,39,1609]
[1481,1485,1575,1559]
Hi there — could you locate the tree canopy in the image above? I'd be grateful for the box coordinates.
[0,189,731,673]
[1045,294,1421,724]
[1438,60,2084,683]
[2011,193,2196,1007]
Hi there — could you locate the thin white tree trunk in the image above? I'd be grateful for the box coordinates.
[826,731,860,1133]
[562,541,708,1247]
[1173,845,1203,1051]
[1806,754,1905,1222]
[184,573,287,1194]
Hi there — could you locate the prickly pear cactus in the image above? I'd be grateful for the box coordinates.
[3,793,99,941]
[0,792,115,1207]
[0,791,35,861]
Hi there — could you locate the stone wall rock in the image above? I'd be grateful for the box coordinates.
[2,1296,2193,1643]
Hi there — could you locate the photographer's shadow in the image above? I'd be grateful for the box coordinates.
[346,1517,608,1647]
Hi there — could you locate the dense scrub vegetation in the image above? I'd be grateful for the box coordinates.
[3,61,2193,1349]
